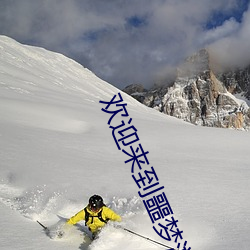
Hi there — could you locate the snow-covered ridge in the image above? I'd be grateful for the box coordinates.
[0,35,151,133]
[0,35,144,107]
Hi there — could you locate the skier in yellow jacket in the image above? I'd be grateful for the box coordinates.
[67,195,121,238]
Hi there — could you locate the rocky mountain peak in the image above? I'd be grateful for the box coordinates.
[123,49,250,130]
[177,49,210,78]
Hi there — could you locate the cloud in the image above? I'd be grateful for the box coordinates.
[0,0,249,89]
[208,3,250,69]
[200,18,240,45]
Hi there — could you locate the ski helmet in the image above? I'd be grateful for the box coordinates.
[89,195,104,210]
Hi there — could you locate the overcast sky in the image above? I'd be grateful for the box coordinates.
[0,0,249,89]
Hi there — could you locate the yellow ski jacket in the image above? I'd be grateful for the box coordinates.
[67,206,121,233]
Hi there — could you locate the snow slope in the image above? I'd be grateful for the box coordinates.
[0,35,250,250]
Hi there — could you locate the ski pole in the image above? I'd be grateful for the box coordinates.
[122,227,176,249]
[37,220,48,231]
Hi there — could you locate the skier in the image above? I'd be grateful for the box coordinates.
[66,194,122,239]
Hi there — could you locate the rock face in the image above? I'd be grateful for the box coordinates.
[123,49,250,130]
[217,66,250,100]
[122,84,147,103]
